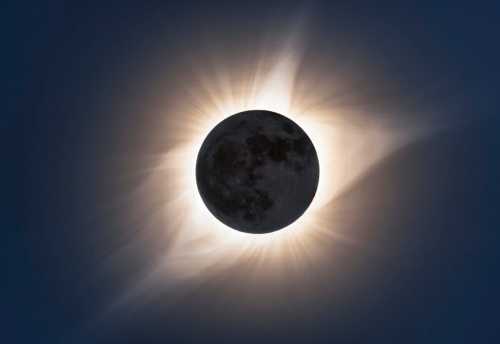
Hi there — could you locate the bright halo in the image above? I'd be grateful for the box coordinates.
[110,29,428,309]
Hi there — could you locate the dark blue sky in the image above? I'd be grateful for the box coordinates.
[8,1,500,343]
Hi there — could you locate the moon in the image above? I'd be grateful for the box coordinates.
[196,110,319,234]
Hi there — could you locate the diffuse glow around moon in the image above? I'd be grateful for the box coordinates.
[107,24,430,311]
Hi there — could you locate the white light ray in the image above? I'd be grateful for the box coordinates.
[109,30,427,311]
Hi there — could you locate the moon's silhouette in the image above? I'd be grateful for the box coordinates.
[196,110,319,234]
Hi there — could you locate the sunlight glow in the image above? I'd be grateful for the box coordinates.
[143,51,413,286]
[108,30,428,311]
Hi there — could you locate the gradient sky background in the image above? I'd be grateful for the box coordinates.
[8,1,500,343]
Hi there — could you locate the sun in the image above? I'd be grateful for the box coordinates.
[111,31,422,309]
[145,50,409,283]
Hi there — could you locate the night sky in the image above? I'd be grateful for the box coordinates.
[8,2,500,343]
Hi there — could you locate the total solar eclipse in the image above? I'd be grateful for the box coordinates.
[196,110,319,234]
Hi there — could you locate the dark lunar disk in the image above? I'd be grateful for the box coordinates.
[196,110,320,234]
